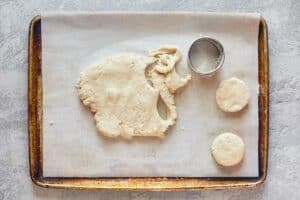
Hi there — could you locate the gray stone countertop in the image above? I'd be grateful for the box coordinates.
[0,0,299,199]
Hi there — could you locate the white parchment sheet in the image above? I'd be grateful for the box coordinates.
[42,12,260,177]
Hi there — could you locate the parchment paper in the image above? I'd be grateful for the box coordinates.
[42,12,260,177]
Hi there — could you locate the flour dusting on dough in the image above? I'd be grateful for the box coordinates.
[77,46,191,139]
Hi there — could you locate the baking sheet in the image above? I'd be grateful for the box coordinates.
[42,12,260,177]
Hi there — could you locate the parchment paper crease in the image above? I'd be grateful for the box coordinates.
[42,12,260,177]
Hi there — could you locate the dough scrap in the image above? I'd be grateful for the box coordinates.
[211,132,245,167]
[77,46,191,139]
[216,77,250,112]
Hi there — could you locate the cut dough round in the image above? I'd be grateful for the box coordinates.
[216,77,250,112]
[211,132,245,167]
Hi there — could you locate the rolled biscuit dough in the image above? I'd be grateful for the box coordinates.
[216,77,250,112]
[211,132,245,167]
[77,46,191,139]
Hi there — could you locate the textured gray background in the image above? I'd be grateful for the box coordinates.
[0,0,299,199]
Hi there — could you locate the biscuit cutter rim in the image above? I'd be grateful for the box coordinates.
[187,37,225,76]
